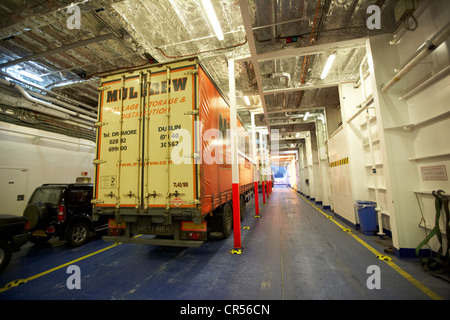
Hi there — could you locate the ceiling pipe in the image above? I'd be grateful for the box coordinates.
[270,72,291,87]
[381,22,450,93]
[0,71,97,112]
[297,0,323,108]
[0,93,94,127]
[0,79,96,126]
[27,90,97,118]
[0,127,95,148]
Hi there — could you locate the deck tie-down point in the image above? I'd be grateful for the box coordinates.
[377,254,392,261]
[230,248,243,254]
[0,279,28,292]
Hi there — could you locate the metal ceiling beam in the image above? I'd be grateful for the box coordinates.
[262,81,340,96]
[267,104,337,114]
[0,34,117,69]
[239,0,271,135]
[253,37,367,62]
[252,17,311,31]
[269,120,316,126]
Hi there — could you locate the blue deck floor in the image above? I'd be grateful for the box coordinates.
[1,185,449,301]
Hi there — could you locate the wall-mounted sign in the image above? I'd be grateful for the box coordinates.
[421,165,448,181]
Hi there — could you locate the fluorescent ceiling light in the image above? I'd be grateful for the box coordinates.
[243,96,250,105]
[202,0,224,41]
[18,70,44,82]
[303,112,310,121]
[320,54,336,80]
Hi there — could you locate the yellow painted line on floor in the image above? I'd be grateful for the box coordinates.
[296,192,444,301]
[0,242,120,293]
[0,234,143,294]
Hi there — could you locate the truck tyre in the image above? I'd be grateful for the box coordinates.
[221,202,233,238]
[67,221,90,247]
[240,195,246,222]
[0,240,12,272]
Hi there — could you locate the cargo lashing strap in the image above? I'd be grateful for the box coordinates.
[415,190,450,275]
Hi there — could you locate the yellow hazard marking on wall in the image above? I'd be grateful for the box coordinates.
[330,157,349,167]
[295,191,444,301]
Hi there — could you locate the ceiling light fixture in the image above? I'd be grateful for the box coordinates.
[202,0,224,41]
[320,54,336,80]
[303,112,310,121]
[244,96,250,105]
[18,70,44,82]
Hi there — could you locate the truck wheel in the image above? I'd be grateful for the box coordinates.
[221,202,233,238]
[240,195,246,222]
[0,241,12,272]
[67,222,90,247]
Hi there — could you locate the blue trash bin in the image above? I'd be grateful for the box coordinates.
[355,200,377,235]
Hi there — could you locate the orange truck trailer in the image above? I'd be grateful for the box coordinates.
[92,58,255,247]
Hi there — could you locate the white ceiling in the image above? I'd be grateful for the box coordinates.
[0,0,398,149]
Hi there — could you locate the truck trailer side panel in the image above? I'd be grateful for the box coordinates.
[198,66,254,215]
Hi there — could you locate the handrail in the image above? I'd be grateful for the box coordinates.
[381,22,450,93]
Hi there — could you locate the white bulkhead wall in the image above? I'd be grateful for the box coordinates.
[0,123,95,215]
[327,0,449,257]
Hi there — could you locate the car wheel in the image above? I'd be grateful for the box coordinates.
[0,241,12,272]
[67,222,90,247]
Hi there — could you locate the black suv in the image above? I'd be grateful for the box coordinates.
[23,184,108,247]
[0,214,30,272]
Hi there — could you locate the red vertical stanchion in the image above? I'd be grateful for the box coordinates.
[232,183,241,249]
[229,56,241,253]
[266,179,269,199]
[262,181,266,205]
[254,181,260,216]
